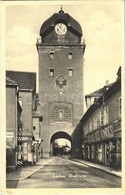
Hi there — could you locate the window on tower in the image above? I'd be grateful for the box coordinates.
[59,110,63,119]
[49,69,54,77]
[68,52,72,59]
[68,69,73,77]
[49,51,54,59]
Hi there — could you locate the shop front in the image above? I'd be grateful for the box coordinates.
[17,136,33,165]
[85,122,121,169]
[6,130,17,170]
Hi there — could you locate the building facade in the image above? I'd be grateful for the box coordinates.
[81,68,121,169]
[36,8,85,158]
[6,77,22,170]
[6,71,38,165]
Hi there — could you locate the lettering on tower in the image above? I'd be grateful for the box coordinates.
[50,102,73,124]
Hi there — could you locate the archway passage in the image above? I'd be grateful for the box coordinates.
[50,131,72,157]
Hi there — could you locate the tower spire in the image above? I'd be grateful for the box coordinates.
[59,5,64,13]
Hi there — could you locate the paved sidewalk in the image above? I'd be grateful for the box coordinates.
[70,158,122,178]
[6,157,55,181]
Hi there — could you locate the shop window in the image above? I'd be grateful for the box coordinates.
[68,69,73,77]
[68,52,72,59]
[87,146,90,159]
[49,69,54,77]
[91,145,94,159]
[116,138,121,153]
[119,97,121,116]
[97,143,103,163]
[105,142,109,165]
[49,51,54,59]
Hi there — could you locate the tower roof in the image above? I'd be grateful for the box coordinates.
[40,8,83,37]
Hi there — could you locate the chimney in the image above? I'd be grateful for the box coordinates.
[105,80,109,86]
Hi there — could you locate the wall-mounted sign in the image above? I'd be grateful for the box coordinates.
[50,102,72,123]
[87,125,114,143]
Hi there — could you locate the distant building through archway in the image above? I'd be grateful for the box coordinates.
[50,131,72,156]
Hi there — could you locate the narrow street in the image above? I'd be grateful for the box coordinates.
[7,157,121,188]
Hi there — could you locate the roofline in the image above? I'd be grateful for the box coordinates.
[85,83,114,98]
[6,70,36,74]
[80,78,121,123]
[36,43,85,47]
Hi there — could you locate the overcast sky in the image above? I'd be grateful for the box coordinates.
[5,1,124,95]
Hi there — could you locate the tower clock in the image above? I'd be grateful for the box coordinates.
[36,8,86,158]
[55,23,67,35]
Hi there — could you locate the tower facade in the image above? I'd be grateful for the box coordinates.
[36,8,85,157]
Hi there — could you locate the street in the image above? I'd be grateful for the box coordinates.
[7,157,121,188]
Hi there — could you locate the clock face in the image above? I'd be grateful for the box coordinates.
[55,23,67,35]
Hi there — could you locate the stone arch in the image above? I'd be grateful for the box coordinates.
[50,131,72,156]
[50,131,72,144]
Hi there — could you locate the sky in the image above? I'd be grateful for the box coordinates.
[5,1,124,96]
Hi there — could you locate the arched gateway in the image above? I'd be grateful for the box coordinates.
[50,131,72,144]
[36,8,85,158]
[50,131,71,156]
